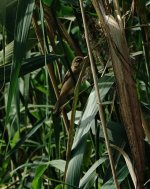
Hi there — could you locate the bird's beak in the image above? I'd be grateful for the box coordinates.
[83,55,88,60]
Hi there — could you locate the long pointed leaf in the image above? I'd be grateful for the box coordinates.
[6,0,35,124]
[6,116,46,158]
[65,74,114,188]
[0,54,63,85]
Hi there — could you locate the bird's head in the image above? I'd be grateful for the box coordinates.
[73,56,83,66]
[72,56,87,71]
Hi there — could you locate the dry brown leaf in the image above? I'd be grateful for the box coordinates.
[106,15,144,189]
[92,1,144,188]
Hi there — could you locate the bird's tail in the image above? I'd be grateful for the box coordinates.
[53,94,66,114]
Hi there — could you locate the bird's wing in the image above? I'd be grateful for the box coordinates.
[62,70,71,85]
[62,67,81,85]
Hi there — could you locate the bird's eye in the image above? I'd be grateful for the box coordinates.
[76,58,82,64]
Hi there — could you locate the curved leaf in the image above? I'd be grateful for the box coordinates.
[79,157,107,188]
[6,0,35,124]
[0,54,63,85]
[65,74,114,188]
[6,116,46,158]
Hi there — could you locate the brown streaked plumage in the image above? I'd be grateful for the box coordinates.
[53,56,85,114]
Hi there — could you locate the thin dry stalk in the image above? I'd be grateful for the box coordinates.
[32,7,70,134]
[79,0,120,189]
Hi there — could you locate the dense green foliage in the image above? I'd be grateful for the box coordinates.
[0,0,150,188]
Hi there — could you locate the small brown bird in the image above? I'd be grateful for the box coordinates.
[53,56,85,114]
